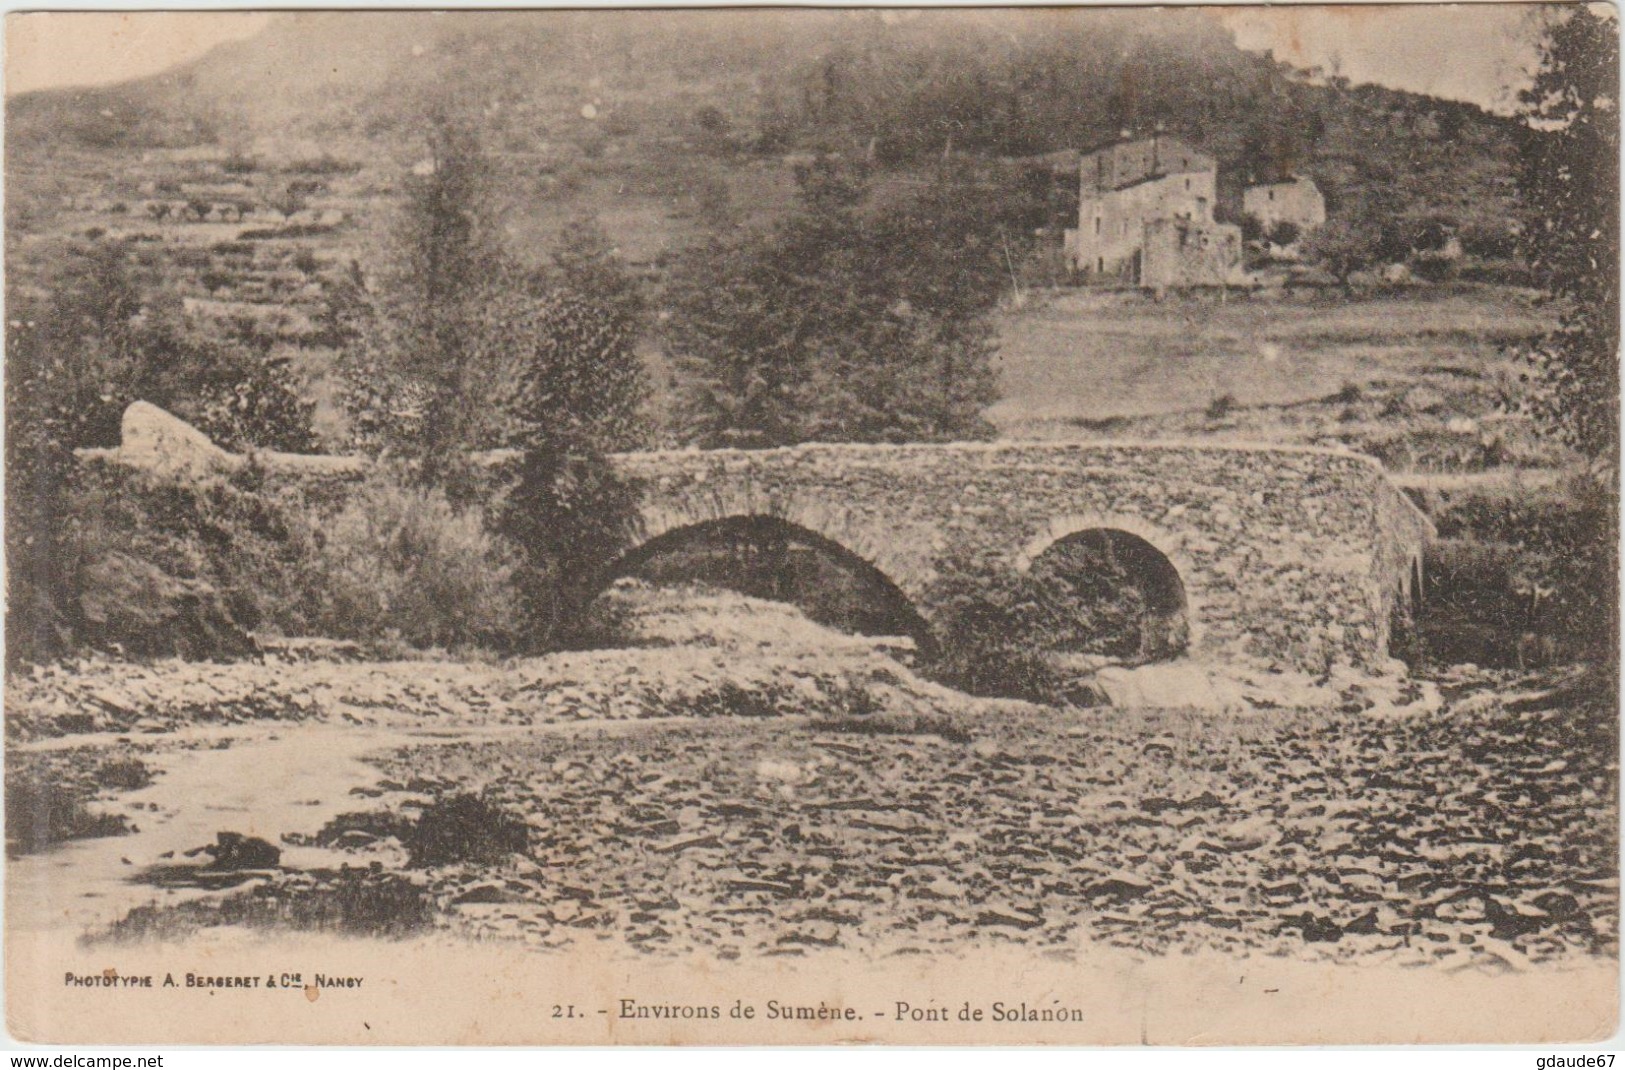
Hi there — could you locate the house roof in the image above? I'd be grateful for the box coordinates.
[1245,174,1320,192]
[1080,135,1215,193]
[1101,169,1208,196]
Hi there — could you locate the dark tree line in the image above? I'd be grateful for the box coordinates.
[665,159,1042,449]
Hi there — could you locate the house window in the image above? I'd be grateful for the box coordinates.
[1268,190,1275,201]
[1185,178,1191,191]
[1094,216,1101,235]
[1097,257,1104,273]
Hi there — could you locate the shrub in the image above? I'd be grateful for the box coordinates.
[1332,381,1365,405]
[1205,393,1239,420]
[1422,479,1618,667]
[192,377,315,454]
[5,457,317,665]
[290,247,321,276]
[97,759,153,791]
[283,154,362,176]
[310,467,522,651]
[1411,250,1460,283]
[403,794,530,867]
[499,447,641,649]
[1266,220,1301,247]
[922,538,1184,704]
[171,246,214,269]
[93,466,320,642]
[8,456,531,665]
[1458,221,1519,261]
[922,558,1097,704]
[105,869,435,941]
[924,588,1075,704]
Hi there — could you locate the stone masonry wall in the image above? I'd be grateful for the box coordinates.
[614,441,1434,673]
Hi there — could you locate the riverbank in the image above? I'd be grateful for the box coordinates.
[6,592,1614,972]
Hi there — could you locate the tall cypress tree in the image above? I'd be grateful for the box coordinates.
[1516,5,1620,465]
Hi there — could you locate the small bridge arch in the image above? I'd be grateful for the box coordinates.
[1016,512,1202,659]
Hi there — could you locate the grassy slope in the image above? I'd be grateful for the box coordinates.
[988,284,1567,472]
[992,285,1550,427]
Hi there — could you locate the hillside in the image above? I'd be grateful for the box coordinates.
[4,10,1532,457]
[7,10,1522,269]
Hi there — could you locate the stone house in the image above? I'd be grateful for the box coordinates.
[1142,218,1244,291]
[1063,134,1241,288]
[1242,175,1327,235]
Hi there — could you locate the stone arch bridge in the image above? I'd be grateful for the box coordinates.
[609,441,1431,673]
[97,403,1433,675]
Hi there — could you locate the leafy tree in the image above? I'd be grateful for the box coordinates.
[1511,6,1620,672]
[268,184,308,222]
[1303,176,1409,292]
[548,218,645,342]
[469,287,647,455]
[489,289,648,646]
[663,234,804,448]
[1516,5,1620,463]
[667,159,1026,447]
[356,106,515,468]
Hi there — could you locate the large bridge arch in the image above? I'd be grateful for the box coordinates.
[584,513,937,653]
[622,474,937,596]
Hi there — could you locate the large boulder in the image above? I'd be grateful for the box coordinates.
[1094,660,1230,709]
[119,401,244,479]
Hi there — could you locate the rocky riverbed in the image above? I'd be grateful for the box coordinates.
[6,588,1617,972]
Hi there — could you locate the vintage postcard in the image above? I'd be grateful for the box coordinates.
[3,5,1618,1047]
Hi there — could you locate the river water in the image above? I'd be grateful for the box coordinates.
[9,722,441,939]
